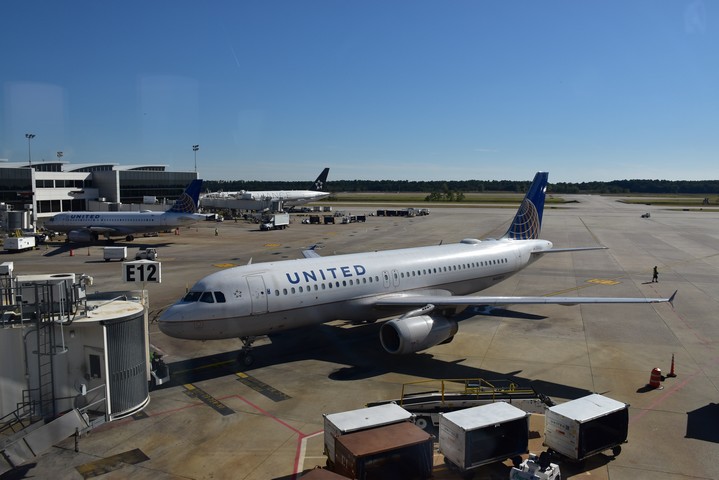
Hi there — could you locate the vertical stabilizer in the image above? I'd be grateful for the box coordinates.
[169,179,203,213]
[312,168,330,191]
[503,172,548,240]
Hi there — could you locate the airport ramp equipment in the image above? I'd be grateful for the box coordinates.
[367,378,554,431]
[0,408,89,474]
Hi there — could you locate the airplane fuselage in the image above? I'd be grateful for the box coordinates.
[202,190,330,206]
[46,211,206,235]
[158,237,553,340]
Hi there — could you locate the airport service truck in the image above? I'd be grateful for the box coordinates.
[260,213,290,231]
[3,236,35,252]
[103,246,127,261]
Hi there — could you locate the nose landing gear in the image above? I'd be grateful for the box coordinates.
[238,336,256,366]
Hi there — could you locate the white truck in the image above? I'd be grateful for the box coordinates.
[135,248,158,260]
[103,246,127,261]
[260,213,290,231]
[3,236,35,252]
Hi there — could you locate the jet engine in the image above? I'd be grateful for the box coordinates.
[68,230,97,243]
[380,314,458,354]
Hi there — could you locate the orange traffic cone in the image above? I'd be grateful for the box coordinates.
[648,367,663,389]
[667,354,677,378]
[69,249,74,257]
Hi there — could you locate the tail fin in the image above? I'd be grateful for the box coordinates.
[312,168,330,191]
[169,179,203,213]
[503,171,548,240]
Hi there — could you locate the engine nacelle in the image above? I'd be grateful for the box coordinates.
[380,315,458,354]
[68,230,96,243]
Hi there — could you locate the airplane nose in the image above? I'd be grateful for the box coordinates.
[158,305,189,336]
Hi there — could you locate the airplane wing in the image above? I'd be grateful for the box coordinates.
[374,290,677,308]
[302,245,322,258]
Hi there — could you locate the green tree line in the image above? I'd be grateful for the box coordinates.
[204,179,719,195]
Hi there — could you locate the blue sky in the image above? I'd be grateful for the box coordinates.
[1,1,716,182]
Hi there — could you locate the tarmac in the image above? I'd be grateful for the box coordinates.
[2,195,718,480]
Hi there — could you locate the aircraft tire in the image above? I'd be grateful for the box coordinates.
[239,352,254,366]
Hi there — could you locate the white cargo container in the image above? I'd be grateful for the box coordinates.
[544,393,628,461]
[323,403,414,466]
[439,402,529,473]
[3,236,35,252]
[103,246,127,261]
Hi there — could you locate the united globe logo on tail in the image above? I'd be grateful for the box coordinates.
[503,172,547,240]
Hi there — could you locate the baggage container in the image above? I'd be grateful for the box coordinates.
[333,421,432,480]
[323,403,413,466]
[544,393,628,461]
[439,402,529,474]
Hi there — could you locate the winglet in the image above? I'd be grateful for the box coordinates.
[169,179,203,213]
[668,289,677,307]
[312,168,330,191]
[503,171,548,240]
[302,244,322,258]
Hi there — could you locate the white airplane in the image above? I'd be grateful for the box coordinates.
[200,167,330,208]
[45,179,205,242]
[159,172,675,365]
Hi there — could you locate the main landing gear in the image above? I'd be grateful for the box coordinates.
[238,336,256,366]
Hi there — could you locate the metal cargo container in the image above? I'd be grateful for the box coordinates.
[323,403,414,466]
[332,421,433,480]
[439,402,529,473]
[544,393,628,461]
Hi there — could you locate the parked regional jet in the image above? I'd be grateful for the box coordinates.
[200,167,330,208]
[159,172,675,365]
[45,179,205,242]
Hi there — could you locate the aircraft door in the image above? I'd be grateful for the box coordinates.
[246,275,268,315]
[382,271,390,288]
[391,269,400,287]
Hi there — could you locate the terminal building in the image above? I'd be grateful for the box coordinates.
[0,160,197,230]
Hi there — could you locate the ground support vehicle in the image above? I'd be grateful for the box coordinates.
[260,213,290,231]
[439,402,530,478]
[3,236,35,252]
[509,452,561,480]
[544,393,628,462]
[367,378,553,432]
[103,246,127,261]
[135,248,158,260]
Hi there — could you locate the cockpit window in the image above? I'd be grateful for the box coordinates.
[182,291,202,302]
[200,292,215,303]
[214,292,226,303]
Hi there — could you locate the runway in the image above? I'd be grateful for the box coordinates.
[3,195,718,479]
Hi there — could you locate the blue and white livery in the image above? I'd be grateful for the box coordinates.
[46,179,205,242]
[159,172,675,365]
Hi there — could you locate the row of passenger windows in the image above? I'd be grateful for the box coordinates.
[275,257,509,296]
[181,257,510,302]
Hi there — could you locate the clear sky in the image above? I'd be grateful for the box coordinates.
[1,1,716,182]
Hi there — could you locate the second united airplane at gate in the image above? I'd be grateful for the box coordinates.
[159,172,675,365]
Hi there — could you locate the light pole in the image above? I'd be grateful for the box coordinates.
[25,133,35,166]
[57,151,63,162]
[192,144,199,174]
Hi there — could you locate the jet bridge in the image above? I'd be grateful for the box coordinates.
[0,262,150,474]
